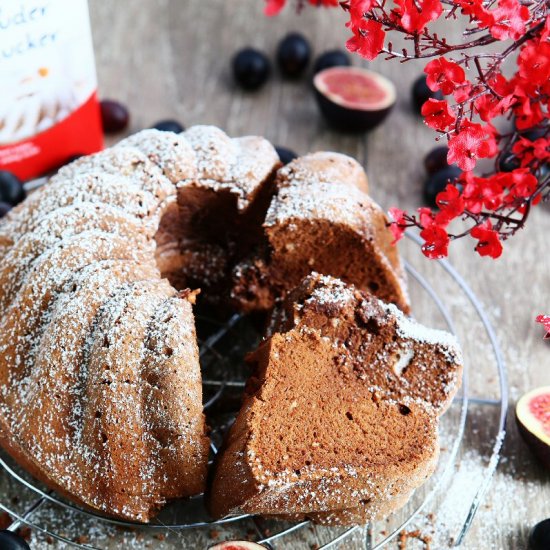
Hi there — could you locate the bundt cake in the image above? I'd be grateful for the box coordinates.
[230,152,410,314]
[0,125,461,526]
[208,274,462,524]
[0,125,284,521]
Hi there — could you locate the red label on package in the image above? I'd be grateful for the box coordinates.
[0,0,104,180]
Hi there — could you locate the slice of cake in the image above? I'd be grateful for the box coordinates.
[271,273,463,414]
[208,328,439,523]
[231,152,410,314]
[208,274,462,524]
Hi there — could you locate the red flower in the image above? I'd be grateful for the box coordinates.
[388,207,407,243]
[474,93,516,122]
[420,223,450,259]
[424,57,466,95]
[461,173,505,212]
[395,0,443,33]
[447,121,498,171]
[513,95,544,130]
[512,137,550,168]
[436,184,465,219]
[280,0,548,262]
[347,0,376,31]
[453,81,474,103]
[421,98,456,130]
[470,220,503,258]
[536,315,550,339]
[487,0,530,41]
[265,0,286,15]
[346,20,385,60]
[518,42,550,86]
[507,168,538,200]
[455,0,486,18]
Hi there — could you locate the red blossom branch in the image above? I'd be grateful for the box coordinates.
[265,0,549,264]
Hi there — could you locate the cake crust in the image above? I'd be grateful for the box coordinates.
[209,274,462,524]
[208,328,439,523]
[0,127,455,526]
[231,152,410,314]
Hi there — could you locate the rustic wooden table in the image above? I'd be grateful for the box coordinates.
[8,1,549,548]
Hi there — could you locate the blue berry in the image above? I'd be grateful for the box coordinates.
[497,153,520,172]
[0,171,25,206]
[232,48,271,91]
[275,146,298,165]
[313,50,351,75]
[0,530,31,550]
[100,99,130,133]
[529,519,550,550]
[423,166,462,208]
[152,120,185,133]
[0,202,12,218]
[424,146,451,175]
[277,33,311,78]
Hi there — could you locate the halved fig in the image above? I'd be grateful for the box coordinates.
[516,386,550,469]
[209,542,266,550]
[313,66,396,133]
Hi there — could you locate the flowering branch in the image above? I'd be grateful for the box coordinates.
[537,315,550,339]
[265,0,549,262]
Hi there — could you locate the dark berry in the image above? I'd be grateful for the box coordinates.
[275,146,298,165]
[152,119,185,133]
[0,170,25,206]
[529,519,550,550]
[276,33,311,78]
[523,126,547,141]
[412,75,444,114]
[424,146,451,175]
[313,50,351,75]
[539,162,549,180]
[0,202,12,218]
[513,120,547,141]
[423,166,462,208]
[100,99,130,133]
[66,153,84,164]
[232,48,271,91]
[497,153,520,172]
[0,531,31,550]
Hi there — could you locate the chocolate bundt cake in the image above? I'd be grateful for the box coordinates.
[0,125,461,525]
[208,274,462,523]
[0,126,280,521]
[231,152,410,314]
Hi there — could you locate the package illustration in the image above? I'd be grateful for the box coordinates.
[0,0,103,180]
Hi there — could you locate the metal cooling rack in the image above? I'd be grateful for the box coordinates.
[0,231,508,549]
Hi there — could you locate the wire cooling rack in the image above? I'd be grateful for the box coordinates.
[0,231,508,549]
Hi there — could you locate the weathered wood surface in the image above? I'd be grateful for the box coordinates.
[10,1,549,548]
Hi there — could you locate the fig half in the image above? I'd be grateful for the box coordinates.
[209,542,266,550]
[516,386,550,469]
[313,66,396,133]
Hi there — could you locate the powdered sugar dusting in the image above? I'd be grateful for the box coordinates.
[265,180,372,228]
[0,127,266,521]
[118,129,198,183]
[274,273,463,413]
[180,126,279,211]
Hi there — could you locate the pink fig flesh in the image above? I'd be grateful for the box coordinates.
[209,542,266,550]
[516,386,550,470]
